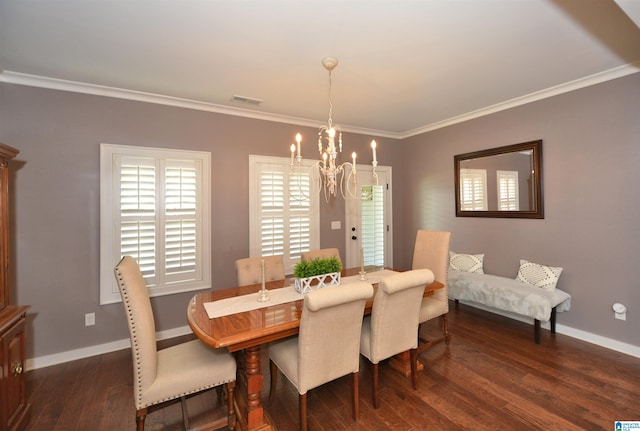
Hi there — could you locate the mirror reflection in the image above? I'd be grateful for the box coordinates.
[454,140,543,218]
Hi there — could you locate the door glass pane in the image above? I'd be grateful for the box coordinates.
[360,184,384,268]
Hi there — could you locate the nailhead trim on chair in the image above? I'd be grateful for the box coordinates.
[115,267,147,407]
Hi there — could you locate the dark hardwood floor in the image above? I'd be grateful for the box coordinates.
[25,302,640,430]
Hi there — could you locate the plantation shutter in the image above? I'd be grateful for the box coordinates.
[250,156,319,274]
[101,144,211,304]
[164,161,200,281]
[117,156,202,286]
[119,157,157,283]
[289,172,312,260]
[497,170,519,210]
[259,169,286,256]
[460,168,488,211]
[360,185,385,267]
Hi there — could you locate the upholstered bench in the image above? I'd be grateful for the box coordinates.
[449,269,571,343]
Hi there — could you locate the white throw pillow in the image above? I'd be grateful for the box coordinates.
[516,259,563,291]
[449,251,484,274]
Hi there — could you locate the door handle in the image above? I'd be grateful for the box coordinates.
[11,361,23,377]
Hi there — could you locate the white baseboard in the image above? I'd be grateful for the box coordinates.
[26,325,193,371]
[455,300,640,359]
[27,304,640,371]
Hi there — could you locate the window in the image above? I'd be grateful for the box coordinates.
[360,184,385,267]
[459,168,488,211]
[249,155,319,274]
[100,144,211,304]
[497,170,519,210]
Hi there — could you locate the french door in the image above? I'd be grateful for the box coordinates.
[344,165,392,269]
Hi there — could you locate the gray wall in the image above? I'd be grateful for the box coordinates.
[399,72,640,346]
[0,83,394,359]
[0,71,638,361]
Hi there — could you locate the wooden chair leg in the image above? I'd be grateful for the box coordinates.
[136,408,147,431]
[372,362,380,409]
[269,359,278,401]
[442,313,451,344]
[418,313,451,353]
[227,381,236,430]
[215,386,224,404]
[180,396,190,430]
[352,372,359,421]
[299,393,308,431]
[410,348,419,390]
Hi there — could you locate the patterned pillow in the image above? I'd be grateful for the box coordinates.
[449,251,484,274]
[516,259,563,291]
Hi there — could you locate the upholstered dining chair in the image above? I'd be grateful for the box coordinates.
[268,282,374,431]
[359,269,435,407]
[114,256,237,431]
[301,247,342,266]
[412,230,452,354]
[235,255,285,286]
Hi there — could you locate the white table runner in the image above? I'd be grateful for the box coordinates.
[203,269,397,319]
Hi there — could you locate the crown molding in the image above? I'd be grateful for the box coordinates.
[2,63,638,140]
[0,70,400,139]
[400,62,640,138]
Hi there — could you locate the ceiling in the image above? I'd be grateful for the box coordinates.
[1,0,640,139]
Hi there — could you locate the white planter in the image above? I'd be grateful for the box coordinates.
[294,272,341,294]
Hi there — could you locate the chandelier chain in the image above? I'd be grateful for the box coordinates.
[327,69,333,130]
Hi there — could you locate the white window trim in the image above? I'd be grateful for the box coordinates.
[248,155,320,275]
[100,143,211,305]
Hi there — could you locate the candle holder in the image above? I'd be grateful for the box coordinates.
[257,286,270,302]
[257,259,270,302]
[359,247,367,280]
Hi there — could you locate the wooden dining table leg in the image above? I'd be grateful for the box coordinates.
[389,350,424,376]
[234,345,274,431]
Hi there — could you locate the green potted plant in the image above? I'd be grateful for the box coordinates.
[293,257,343,294]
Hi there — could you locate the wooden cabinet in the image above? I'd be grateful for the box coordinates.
[0,144,30,431]
[0,144,19,312]
[0,307,29,431]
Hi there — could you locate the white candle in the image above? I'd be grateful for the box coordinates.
[352,151,357,166]
[295,133,302,157]
[371,140,377,163]
[261,259,265,289]
[360,247,365,272]
[290,143,296,164]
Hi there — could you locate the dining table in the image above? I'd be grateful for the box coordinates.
[187,267,444,431]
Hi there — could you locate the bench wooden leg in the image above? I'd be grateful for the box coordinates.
[534,319,541,344]
[550,307,557,334]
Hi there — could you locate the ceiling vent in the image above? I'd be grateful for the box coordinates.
[231,95,263,106]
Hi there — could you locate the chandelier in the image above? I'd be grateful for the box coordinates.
[289,57,378,201]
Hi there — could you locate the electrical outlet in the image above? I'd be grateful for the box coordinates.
[85,312,95,326]
[613,303,627,321]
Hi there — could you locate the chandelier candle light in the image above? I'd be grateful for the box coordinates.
[289,57,379,201]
